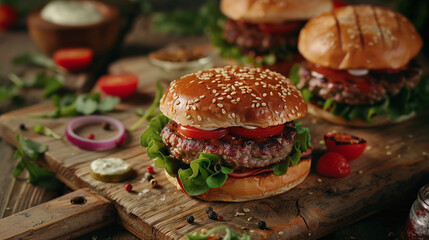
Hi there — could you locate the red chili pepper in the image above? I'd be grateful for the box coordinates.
[88,133,95,140]
[125,184,133,192]
[147,166,154,173]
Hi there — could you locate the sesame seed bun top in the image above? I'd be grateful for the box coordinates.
[298,5,422,70]
[160,66,308,128]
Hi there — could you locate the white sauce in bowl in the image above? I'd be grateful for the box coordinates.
[41,1,104,26]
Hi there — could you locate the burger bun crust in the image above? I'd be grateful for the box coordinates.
[221,0,333,23]
[165,158,311,202]
[298,5,422,69]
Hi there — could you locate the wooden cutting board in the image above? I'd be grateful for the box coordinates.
[0,85,428,239]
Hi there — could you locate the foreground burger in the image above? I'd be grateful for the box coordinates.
[141,66,312,202]
[295,5,426,126]
[211,0,332,75]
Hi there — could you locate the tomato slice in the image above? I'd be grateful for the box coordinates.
[323,132,367,161]
[258,22,301,34]
[0,4,17,30]
[333,0,347,8]
[97,73,138,99]
[178,125,228,140]
[310,64,373,93]
[53,47,94,71]
[230,124,284,139]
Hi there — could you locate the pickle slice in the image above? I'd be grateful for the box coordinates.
[90,158,133,182]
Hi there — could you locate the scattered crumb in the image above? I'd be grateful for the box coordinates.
[235,212,245,217]
[386,151,392,156]
[5,207,10,211]
[366,146,372,150]
[423,152,428,156]
[317,178,322,183]
[397,154,402,158]
[139,178,145,183]
[151,163,155,167]
[138,192,143,197]
[385,145,390,149]
[358,170,363,175]
[331,130,337,133]
[349,236,356,240]
[247,217,253,221]
[243,208,250,213]
[279,231,284,235]
[142,189,150,194]
[311,118,317,124]
[408,134,414,138]
[308,232,312,236]
[249,230,254,233]
[319,140,325,145]
[160,195,166,201]
[308,192,314,195]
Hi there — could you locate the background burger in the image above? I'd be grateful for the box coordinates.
[209,0,333,76]
[293,5,428,127]
[141,66,312,202]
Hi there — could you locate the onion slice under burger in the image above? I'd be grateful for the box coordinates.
[66,115,126,150]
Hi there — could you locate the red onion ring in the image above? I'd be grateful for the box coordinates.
[66,115,126,150]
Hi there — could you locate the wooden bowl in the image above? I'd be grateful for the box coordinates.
[27,1,120,55]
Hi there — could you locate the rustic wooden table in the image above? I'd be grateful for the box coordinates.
[0,14,425,240]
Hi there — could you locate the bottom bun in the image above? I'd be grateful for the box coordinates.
[308,104,416,127]
[165,158,311,202]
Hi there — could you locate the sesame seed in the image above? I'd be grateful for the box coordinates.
[222,109,226,114]
[227,95,232,99]
[217,103,223,108]
[261,110,265,114]
[199,95,205,99]
[215,93,220,97]
[197,115,202,121]
[186,106,190,110]
[212,99,216,103]
[288,113,293,118]
[236,97,241,102]
[218,97,224,101]
[252,103,255,108]
[186,115,191,119]
[263,93,267,97]
[192,106,197,111]
[194,99,200,103]
[262,102,267,106]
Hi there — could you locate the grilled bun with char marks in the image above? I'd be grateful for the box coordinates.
[298,5,422,69]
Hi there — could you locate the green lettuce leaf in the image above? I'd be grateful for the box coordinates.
[290,63,429,123]
[206,11,291,66]
[141,115,312,195]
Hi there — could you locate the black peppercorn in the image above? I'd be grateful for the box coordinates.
[19,123,27,131]
[187,215,194,223]
[205,207,213,214]
[208,211,218,220]
[257,221,266,230]
[102,122,112,131]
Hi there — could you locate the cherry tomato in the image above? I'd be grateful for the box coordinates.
[258,22,301,34]
[53,48,93,71]
[97,73,138,99]
[0,4,17,30]
[333,0,347,8]
[324,132,367,161]
[316,152,350,178]
[178,125,228,140]
[230,124,284,139]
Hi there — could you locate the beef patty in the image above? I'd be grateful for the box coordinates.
[161,121,297,169]
[297,61,422,105]
[223,19,300,54]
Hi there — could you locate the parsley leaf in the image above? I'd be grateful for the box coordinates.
[13,52,57,70]
[185,225,251,240]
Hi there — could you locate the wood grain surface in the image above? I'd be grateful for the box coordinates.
[0,188,115,240]
[0,96,428,239]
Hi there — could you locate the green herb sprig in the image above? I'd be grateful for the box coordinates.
[33,124,62,140]
[13,52,57,71]
[31,93,120,118]
[129,81,163,131]
[184,225,251,240]
[13,134,63,190]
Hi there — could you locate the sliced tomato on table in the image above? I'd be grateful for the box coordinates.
[323,132,367,161]
[97,73,139,99]
[230,124,284,139]
[178,125,227,140]
[333,0,347,8]
[53,47,94,71]
[0,4,18,30]
[258,22,301,34]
